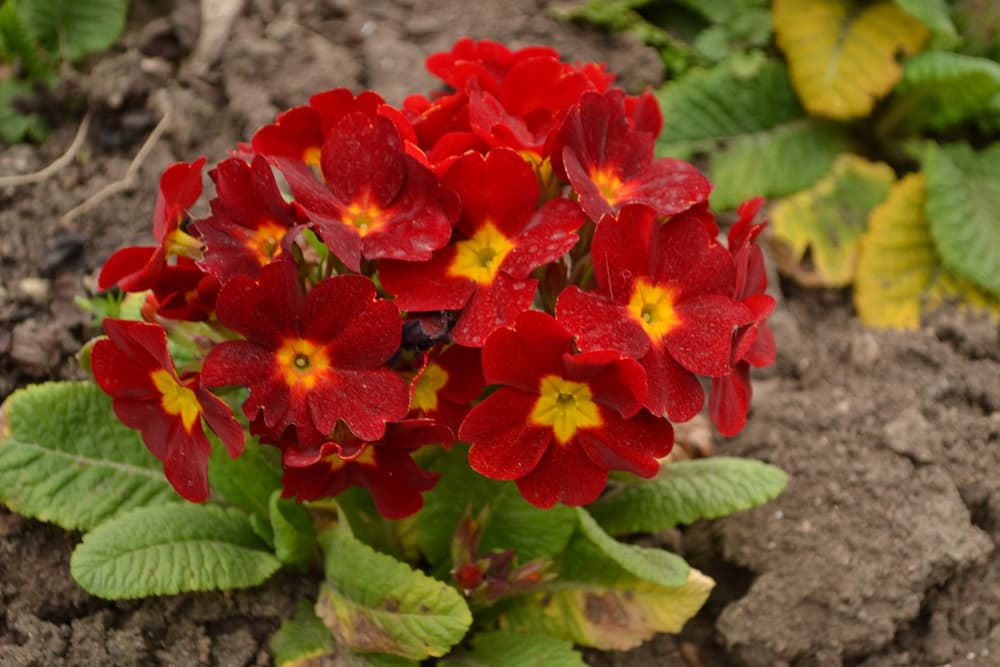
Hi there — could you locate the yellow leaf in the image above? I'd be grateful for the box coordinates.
[774,0,928,119]
[771,154,895,287]
[496,568,715,651]
[855,173,1000,329]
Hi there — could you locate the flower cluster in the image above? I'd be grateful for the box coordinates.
[91,38,774,514]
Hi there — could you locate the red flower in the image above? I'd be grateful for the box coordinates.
[557,205,752,422]
[459,311,672,508]
[381,148,584,346]
[551,90,711,222]
[271,112,458,271]
[91,319,244,502]
[281,420,450,519]
[409,343,485,433]
[98,158,206,292]
[426,38,561,96]
[710,198,777,436]
[142,257,219,322]
[192,155,304,282]
[200,261,409,450]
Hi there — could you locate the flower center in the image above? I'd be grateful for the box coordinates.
[590,168,624,204]
[150,369,201,433]
[529,375,602,444]
[246,221,287,265]
[627,278,680,341]
[345,201,384,236]
[411,362,449,412]
[448,222,515,285]
[275,338,331,389]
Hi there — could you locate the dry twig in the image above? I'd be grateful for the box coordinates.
[0,111,92,189]
[60,97,173,226]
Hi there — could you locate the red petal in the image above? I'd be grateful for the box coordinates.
[502,198,585,278]
[576,409,672,477]
[656,214,736,298]
[480,310,570,389]
[556,286,649,359]
[667,295,751,377]
[562,352,646,419]
[196,384,245,459]
[746,322,776,368]
[214,261,302,346]
[589,205,654,302]
[641,343,704,422]
[451,274,537,347]
[619,157,712,218]
[380,247,476,312]
[252,106,322,161]
[322,113,405,209]
[710,362,752,437]
[324,298,402,370]
[200,341,275,389]
[515,440,608,508]
[301,275,377,343]
[162,422,212,503]
[307,368,409,442]
[463,388,552,481]
[97,245,163,292]
[153,157,206,242]
[441,148,538,238]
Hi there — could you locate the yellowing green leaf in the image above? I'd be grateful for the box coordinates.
[772,154,896,286]
[855,173,1000,329]
[496,568,714,650]
[773,0,928,119]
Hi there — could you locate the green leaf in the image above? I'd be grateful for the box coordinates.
[336,486,421,561]
[208,435,281,519]
[774,0,927,119]
[570,509,688,587]
[316,523,472,660]
[771,154,896,287]
[924,142,1000,297]
[887,51,1000,132]
[0,382,180,531]
[272,601,335,667]
[439,631,586,667]
[656,58,850,209]
[70,504,282,598]
[854,172,1000,328]
[269,490,321,572]
[17,0,126,62]
[0,77,47,144]
[0,0,51,79]
[478,486,577,563]
[587,457,788,536]
[895,0,958,45]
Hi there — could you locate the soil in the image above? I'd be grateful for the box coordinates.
[1,1,998,666]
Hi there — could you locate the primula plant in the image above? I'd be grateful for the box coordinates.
[0,39,787,665]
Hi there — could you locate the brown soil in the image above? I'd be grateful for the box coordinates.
[1,2,998,666]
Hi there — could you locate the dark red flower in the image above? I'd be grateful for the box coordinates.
[142,257,220,322]
[270,112,458,271]
[409,343,485,433]
[458,311,672,508]
[710,198,776,436]
[551,90,711,222]
[200,261,409,450]
[557,205,752,422]
[191,155,304,282]
[98,158,206,292]
[91,319,244,502]
[426,38,560,96]
[280,420,449,519]
[381,148,584,346]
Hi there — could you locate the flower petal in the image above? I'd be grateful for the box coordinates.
[641,343,704,422]
[515,440,608,508]
[556,286,649,359]
[667,294,751,377]
[463,388,552,481]
[451,273,537,347]
[480,310,570,389]
[576,409,672,478]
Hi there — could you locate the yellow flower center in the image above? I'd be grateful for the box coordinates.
[345,201,385,236]
[246,221,286,265]
[529,375,602,444]
[322,442,377,471]
[304,146,322,172]
[448,222,515,285]
[150,369,201,433]
[590,168,624,204]
[275,338,331,390]
[627,278,681,340]
[411,362,449,412]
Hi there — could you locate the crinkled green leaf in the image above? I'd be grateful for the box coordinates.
[0,1,51,78]
[336,486,421,562]
[70,504,281,598]
[316,523,472,660]
[0,78,47,144]
[0,382,180,531]
[924,142,1000,297]
[888,51,1000,131]
[854,172,1000,328]
[588,457,788,536]
[439,631,586,667]
[272,601,335,667]
[656,58,849,209]
[478,486,577,563]
[269,490,321,572]
[17,0,126,61]
[772,154,896,286]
